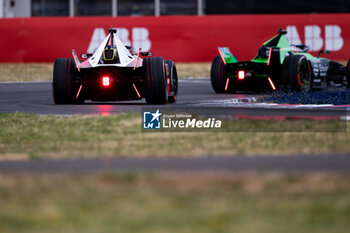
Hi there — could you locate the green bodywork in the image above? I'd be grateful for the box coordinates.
[212,29,341,92]
[251,33,318,64]
[220,32,323,65]
[218,47,238,64]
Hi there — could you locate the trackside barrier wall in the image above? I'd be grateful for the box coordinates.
[0,14,349,62]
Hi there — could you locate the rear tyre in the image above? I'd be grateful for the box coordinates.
[211,55,227,93]
[346,59,350,88]
[143,57,168,104]
[52,58,81,104]
[165,60,178,103]
[282,55,311,92]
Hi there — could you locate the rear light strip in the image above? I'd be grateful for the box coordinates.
[133,48,142,70]
[267,48,272,66]
[268,77,276,90]
[133,83,141,98]
[76,85,82,99]
[225,78,230,91]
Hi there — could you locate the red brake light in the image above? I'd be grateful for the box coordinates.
[238,70,245,80]
[102,76,110,87]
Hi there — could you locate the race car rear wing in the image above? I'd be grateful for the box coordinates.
[218,47,238,65]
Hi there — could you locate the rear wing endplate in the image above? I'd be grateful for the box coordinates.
[72,49,81,71]
[218,47,238,65]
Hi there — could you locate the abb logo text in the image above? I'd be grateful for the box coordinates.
[87,27,151,53]
[286,25,344,51]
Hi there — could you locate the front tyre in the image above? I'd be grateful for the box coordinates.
[282,55,312,92]
[143,57,168,104]
[165,60,178,103]
[52,58,81,104]
[210,55,226,93]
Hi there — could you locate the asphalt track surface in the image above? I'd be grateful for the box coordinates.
[0,79,349,173]
[0,154,350,173]
[0,79,348,117]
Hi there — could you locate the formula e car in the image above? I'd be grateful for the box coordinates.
[53,28,177,104]
[211,28,350,93]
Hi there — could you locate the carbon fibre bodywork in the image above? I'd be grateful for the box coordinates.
[74,66,144,101]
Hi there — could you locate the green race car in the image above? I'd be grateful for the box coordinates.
[211,28,350,93]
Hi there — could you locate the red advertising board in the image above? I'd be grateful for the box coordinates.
[0,14,349,62]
